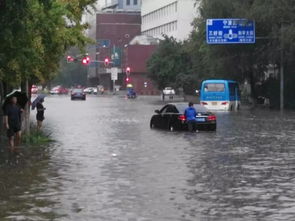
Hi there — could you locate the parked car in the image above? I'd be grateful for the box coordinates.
[150,103,217,131]
[50,86,69,95]
[83,87,96,94]
[162,87,175,100]
[163,87,175,95]
[71,88,86,100]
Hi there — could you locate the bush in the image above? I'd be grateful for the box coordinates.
[22,130,53,145]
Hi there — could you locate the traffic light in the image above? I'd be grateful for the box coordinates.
[67,55,74,63]
[126,67,131,76]
[104,57,110,67]
[126,77,130,83]
[82,56,90,65]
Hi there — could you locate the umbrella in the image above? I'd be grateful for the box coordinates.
[2,90,29,111]
[31,94,46,110]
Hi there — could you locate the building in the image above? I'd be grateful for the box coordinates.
[83,0,160,94]
[125,35,159,95]
[83,0,142,88]
[94,12,142,90]
[141,0,198,41]
[102,0,141,11]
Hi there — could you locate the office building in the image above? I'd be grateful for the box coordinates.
[141,0,198,41]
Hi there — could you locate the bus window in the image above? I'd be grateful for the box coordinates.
[204,83,225,92]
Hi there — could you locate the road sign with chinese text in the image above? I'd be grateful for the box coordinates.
[206,19,255,44]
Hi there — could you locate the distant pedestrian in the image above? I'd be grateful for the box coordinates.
[184,102,197,132]
[36,98,46,130]
[3,97,23,152]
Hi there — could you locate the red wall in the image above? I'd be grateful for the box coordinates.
[125,45,157,72]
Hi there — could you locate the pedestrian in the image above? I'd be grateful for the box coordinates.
[3,96,23,152]
[184,102,197,132]
[36,98,46,130]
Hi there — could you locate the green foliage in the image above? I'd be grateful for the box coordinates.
[147,36,193,90]
[0,0,96,87]
[22,129,54,145]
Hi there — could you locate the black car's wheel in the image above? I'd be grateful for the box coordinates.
[150,120,155,129]
[169,124,175,132]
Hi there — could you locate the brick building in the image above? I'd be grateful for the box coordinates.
[91,12,159,95]
[93,12,141,90]
[125,43,159,95]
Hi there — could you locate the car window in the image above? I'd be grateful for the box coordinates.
[160,105,169,113]
[162,105,177,114]
[73,89,83,93]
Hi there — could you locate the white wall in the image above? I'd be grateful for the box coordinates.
[141,0,198,41]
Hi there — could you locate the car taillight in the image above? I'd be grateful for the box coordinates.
[207,115,216,121]
[221,102,228,105]
[178,115,186,121]
[201,102,208,105]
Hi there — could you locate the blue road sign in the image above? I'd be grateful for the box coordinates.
[206,19,255,44]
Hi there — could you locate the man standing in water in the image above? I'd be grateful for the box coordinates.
[3,97,22,152]
[184,102,197,132]
[36,98,46,130]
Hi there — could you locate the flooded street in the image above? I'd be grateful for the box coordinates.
[1,95,295,220]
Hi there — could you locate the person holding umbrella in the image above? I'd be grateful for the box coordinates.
[3,96,23,152]
[32,94,46,130]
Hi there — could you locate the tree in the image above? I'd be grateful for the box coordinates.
[192,0,295,107]
[147,36,193,92]
[0,0,96,133]
[0,0,96,88]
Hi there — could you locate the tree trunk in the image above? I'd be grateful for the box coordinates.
[249,70,256,107]
[0,81,3,141]
[21,80,31,135]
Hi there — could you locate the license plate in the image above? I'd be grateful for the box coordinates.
[196,118,205,122]
[212,102,217,105]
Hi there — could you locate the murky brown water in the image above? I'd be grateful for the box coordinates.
[1,96,295,220]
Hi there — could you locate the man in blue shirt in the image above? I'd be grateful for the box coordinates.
[184,102,197,132]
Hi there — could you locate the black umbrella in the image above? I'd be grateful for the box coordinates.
[31,94,46,110]
[2,90,29,111]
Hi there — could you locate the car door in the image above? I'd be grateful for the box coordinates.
[154,105,168,129]
[161,105,176,129]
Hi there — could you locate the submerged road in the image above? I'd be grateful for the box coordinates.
[1,95,295,220]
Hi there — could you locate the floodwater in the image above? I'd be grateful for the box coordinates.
[1,95,295,221]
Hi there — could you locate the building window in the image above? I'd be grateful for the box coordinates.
[134,0,137,5]
[126,0,130,6]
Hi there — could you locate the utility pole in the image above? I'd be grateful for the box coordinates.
[280,24,284,112]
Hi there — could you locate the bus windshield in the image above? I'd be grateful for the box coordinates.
[204,83,225,92]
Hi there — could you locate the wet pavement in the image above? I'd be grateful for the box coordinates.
[1,95,295,220]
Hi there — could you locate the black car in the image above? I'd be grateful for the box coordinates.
[150,103,217,131]
[71,88,86,100]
